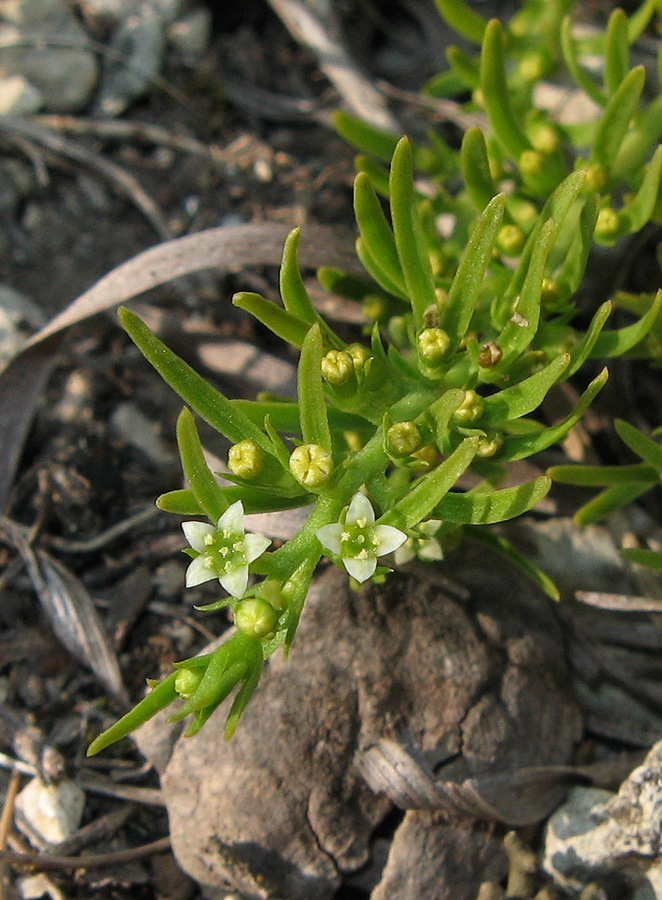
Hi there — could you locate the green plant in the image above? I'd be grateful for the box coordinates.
[87,0,662,755]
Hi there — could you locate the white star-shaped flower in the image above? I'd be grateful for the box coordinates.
[182,501,271,599]
[316,492,406,583]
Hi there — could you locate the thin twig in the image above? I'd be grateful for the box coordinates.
[0,835,171,870]
[0,770,22,900]
[45,506,161,554]
[33,115,228,162]
[0,117,172,240]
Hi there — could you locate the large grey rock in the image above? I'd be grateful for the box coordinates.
[161,560,581,900]
[543,741,662,895]
[0,0,98,112]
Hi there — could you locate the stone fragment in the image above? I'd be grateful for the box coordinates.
[94,6,166,116]
[167,7,211,67]
[14,778,85,848]
[0,0,98,112]
[543,741,662,894]
[0,74,42,113]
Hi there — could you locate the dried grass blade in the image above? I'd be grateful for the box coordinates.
[1,519,127,704]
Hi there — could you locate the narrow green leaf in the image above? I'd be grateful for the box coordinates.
[619,144,662,233]
[628,0,659,42]
[119,307,271,453]
[224,653,263,739]
[422,388,466,440]
[500,367,609,461]
[279,228,316,323]
[592,66,646,169]
[548,462,658,486]
[355,156,391,197]
[332,110,400,163]
[604,8,630,95]
[355,237,410,301]
[354,172,406,295]
[446,45,481,89]
[434,0,487,43]
[591,289,662,357]
[390,137,438,329]
[461,126,497,212]
[468,530,560,600]
[481,19,531,159]
[557,195,599,301]
[567,300,612,376]
[380,436,480,528]
[87,672,179,755]
[612,93,662,181]
[298,325,332,453]
[560,16,607,107]
[574,481,651,525]
[157,488,202,515]
[481,354,571,427]
[621,547,662,570]
[497,218,555,365]
[157,486,309,515]
[615,418,662,471]
[264,415,293,471]
[232,399,365,434]
[176,408,227,522]
[232,292,309,349]
[435,476,551,524]
[442,193,506,347]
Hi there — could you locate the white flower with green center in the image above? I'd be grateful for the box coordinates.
[182,501,271,598]
[316,492,407,583]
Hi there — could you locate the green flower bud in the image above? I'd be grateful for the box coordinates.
[321,349,354,386]
[388,316,409,347]
[234,598,278,638]
[175,667,204,700]
[497,224,525,256]
[595,207,621,239]
[386,421,423,458]
[346,343,371,373]
[583,163,608,193]
[476,433,503,458]
[228,439,265,480]
[411,444,439,470]
[529,122,561,154]
[519,150,545,178]
[518,50,549,82]
[452,389,484,425]
[478,341,502,368]
[362,295,386,322]
[257,579,285,611]
[418,327,451,366]
[541,277,560,306]
[289,443,334,489]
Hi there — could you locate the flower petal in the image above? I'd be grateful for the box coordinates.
[182,521,216,553]
[394,541,416,566]
[219,564,249,599]
[244,533,271,563]
[217,500,244,535]
[316,523,343,554]
[419,538,443,561]
[346,491,375,526]
[343,555,377,583]
[374,524,407,555]
[185,554,216,588]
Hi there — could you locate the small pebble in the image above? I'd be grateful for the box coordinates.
[15,777,85,847]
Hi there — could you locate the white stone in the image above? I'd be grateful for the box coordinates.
[0,74,42,114]
[15,778,85,847]
[543,742,662,893]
